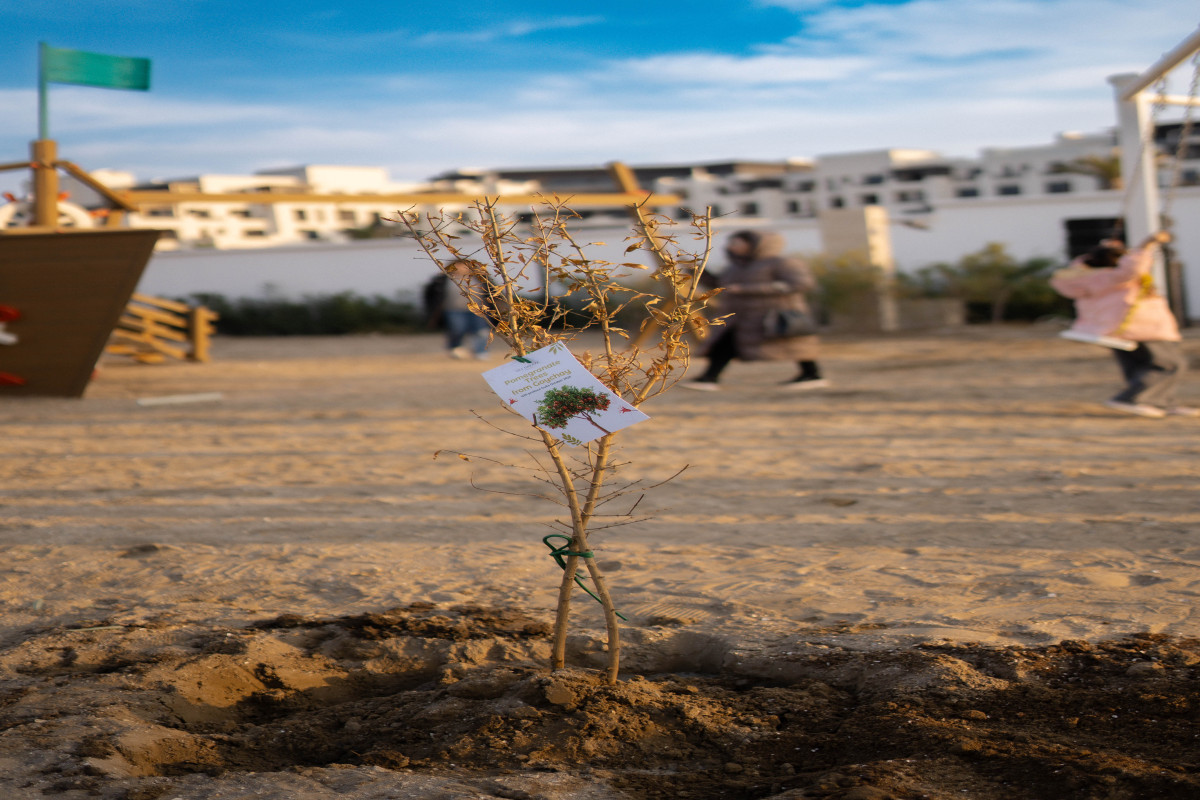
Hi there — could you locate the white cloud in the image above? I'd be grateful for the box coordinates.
[417,16,604,46]
[43,88,293,131]
[272,28,414,52]
[604,52,874,86]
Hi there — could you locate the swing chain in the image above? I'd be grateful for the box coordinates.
[1161,51,1200,223]
[1119,54,1200,237]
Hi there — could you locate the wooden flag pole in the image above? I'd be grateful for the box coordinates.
[31,139,58,229]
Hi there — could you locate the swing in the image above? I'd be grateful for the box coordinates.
[1059,47,1200,352]
[1059,329,1138,351]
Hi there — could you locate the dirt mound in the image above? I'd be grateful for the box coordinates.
[1,604,1197,799]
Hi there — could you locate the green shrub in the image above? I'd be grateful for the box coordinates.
[185,291,423,336]
[809,251,888,322]
[898,244,1073,323]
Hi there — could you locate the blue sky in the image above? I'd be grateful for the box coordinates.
[0,0,1197,191]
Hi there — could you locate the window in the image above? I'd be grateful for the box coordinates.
[144,206,175,217]
[294,209,308,221]
[955,187,980,198]
[829,196,845,208]
[860,194,879,205]
[792,181,816,193]
[786,200,802,214]
[244,229,267,237]
[741,202,759,216]
[186,208,212,218]
[1046,181,1072,194]
[997,185,1022,196]
[338,209,356,222]
[863,174,885,185]
[1064,217,1122,259]
[895,190,925,203]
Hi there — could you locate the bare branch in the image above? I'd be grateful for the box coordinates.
[410,198,712,684]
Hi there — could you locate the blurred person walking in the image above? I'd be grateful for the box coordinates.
[684,229,826,391]
[424,260,492,361]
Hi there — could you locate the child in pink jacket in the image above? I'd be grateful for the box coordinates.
[1050,231,1194,418]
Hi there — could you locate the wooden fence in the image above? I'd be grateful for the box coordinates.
[105,293,218,364]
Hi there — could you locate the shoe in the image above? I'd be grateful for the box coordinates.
[1165,406,1200,417]
[781,377,830,391]
[1104,400,1166,418]
[449,346,470,360]
[680,379,720,392]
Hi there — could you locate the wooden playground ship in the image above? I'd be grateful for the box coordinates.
[0,140,164,396]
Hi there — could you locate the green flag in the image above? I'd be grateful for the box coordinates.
[38,43,152,139]
[41,44,151,91]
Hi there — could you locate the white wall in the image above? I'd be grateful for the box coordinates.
[137,189,1200,321]
[139,239,440,300]
[137,231,674,301]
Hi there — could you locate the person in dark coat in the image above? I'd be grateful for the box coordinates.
[684,229,826,390]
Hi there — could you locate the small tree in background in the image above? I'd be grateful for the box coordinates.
[808,251,890,321]
[396,198,718,684]
[1048,151,1124,191]
[901,243,1066,323]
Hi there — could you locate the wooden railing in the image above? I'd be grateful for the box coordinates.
[105,293,218,364]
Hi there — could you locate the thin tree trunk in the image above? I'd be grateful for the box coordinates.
[578,436,620,683]
[542,432,583,671]
[583,557,621,683]
[551,550,579,670]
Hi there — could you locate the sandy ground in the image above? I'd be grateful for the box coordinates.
[2,325,1199,799]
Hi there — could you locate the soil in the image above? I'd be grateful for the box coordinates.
[3,327,1200,799]
[2,603,1198,800]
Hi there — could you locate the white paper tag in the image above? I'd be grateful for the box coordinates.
[482,344,650,445]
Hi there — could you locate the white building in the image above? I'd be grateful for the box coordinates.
[44,165,446,251]
[6,123,1197,320]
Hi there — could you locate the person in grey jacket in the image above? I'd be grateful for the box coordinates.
[684,229,826,390]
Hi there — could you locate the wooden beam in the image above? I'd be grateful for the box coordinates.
[606,161,708,350]
[188,307,218,362]
[55,160,139,211]
[113,190,680,208]
[130,292,191,313]
[1147,93,1200,108]
[1119,26,1200,100]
